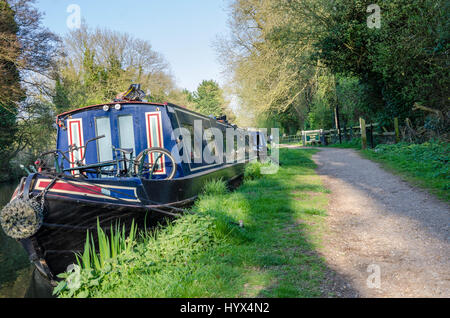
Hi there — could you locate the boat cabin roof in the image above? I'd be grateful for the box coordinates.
[57,101,173,118]
[55,101,233,126]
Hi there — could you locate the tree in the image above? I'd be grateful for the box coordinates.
[192,80,230,118]
[0,0,22,178]
[53,25,179,111]
[218,0,449,138]
[167,88,196,110]
[0,0,59,181]
[314,0,449,124]
[216,0,328,131]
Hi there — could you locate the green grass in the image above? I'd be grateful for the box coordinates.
[327,137,362,149]
[54,149,331,298]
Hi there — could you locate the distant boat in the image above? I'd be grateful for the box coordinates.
[249,129,268,161]
[1,89,266,281]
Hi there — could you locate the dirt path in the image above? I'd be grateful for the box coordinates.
[311,147,449,298]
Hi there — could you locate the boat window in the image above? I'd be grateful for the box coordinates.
[118,115,136,155]
[204,128,216,156]
[175,108,222,170]
[95,117,113,162]
[181,123,201,161]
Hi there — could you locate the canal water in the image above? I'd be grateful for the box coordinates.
[0,182,34,298]
[0,182,54,298]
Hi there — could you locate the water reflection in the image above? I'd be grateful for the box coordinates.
[1,182,48,298]
[0,182,34,298]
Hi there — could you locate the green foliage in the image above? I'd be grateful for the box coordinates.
[192,80,229,117]
[54,213,236,298]
[306,74,335,130]
[201,179,229,196]
[76,219,137,271]
[316,0,449,121]
[328,138,363,150]
[143,214,227,264]
[244,162,263,181]
[220,0,448,136]
[0,0,21,179]
[0,0,59,181]
[54,219,138,297]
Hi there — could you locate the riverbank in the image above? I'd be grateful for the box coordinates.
[55,148,333,298]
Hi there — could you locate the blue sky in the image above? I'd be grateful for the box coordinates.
[35,0,230,92]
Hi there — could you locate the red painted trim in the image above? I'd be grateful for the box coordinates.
[38,180,102,196]
[11,187,18,201]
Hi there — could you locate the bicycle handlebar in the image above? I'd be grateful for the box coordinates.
[87,135,105,143]
[39,135,106,165]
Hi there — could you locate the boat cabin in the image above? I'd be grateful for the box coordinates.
[53,102,255,181]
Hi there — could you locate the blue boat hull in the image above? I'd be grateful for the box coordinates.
[18,162,246,280]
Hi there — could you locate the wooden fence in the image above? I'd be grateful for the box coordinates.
[280,135,302,144]
[300,117,401,149]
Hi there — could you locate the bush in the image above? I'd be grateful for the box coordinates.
[244,162,263,181]
[201,179,228,196]
[329,137,362,149]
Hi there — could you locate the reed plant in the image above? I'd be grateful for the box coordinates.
[76,219,137,271]
[201,178,228,196]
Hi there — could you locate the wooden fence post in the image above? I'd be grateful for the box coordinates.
[360,118,367,150]
[334,107,342,144]
[394,117,400,143]
[369,123,374,148]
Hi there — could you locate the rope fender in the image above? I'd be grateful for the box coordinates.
[0,176,56,240]
[0,198,44,240]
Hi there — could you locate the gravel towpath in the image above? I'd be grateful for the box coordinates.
[311,147,449,297]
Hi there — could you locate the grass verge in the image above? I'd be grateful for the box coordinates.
[54,148,331,298]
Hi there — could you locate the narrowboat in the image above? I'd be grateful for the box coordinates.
[249,129,268,161]
[0,89,262,282]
